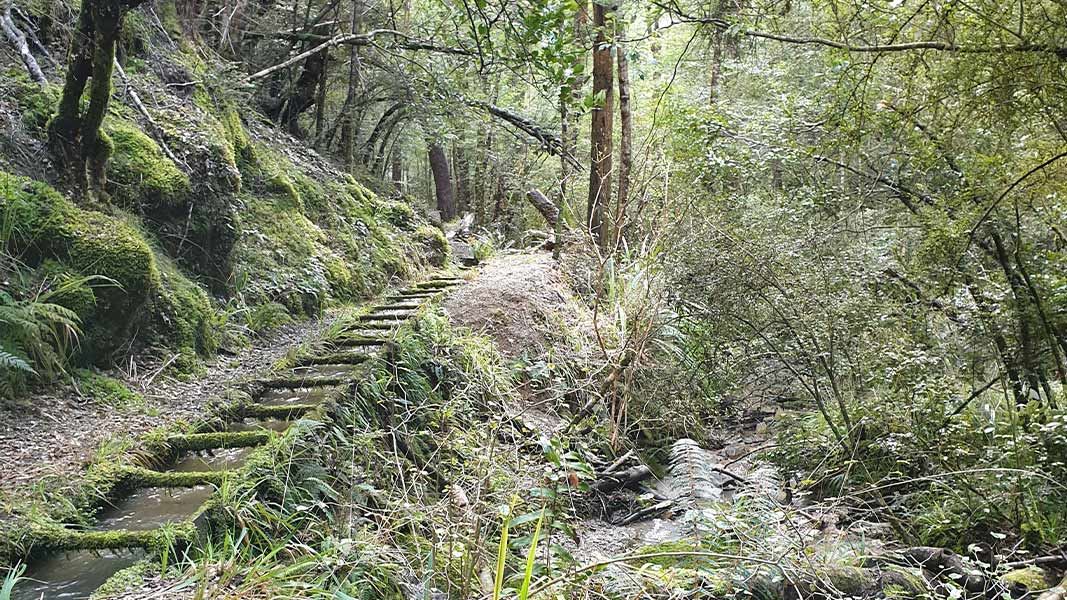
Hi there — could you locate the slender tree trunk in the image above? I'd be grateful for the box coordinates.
[474,123,492,227]
[362,103,402,165]
[586,0,613,248]
[614,42,632,248]
[391,147,402,186]
[454,145,471,216]
[428,142,455,221]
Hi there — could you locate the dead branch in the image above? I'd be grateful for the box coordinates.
[1,0,46,86]
[525,188,559,227]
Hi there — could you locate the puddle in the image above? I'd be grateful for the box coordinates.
[257,387,334,406]
[290,364,358,378]
[9,548,147,600]
[171,446,255,472]
[93,486,213,531]
[227,418,292,432]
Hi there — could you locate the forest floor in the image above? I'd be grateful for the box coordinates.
[0,314,337,501]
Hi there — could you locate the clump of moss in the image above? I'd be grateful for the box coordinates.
[6,69,60,131]
[415,225,450,267]
[379,200,416,230]
[74,369,143,408]
[105,119,190,209]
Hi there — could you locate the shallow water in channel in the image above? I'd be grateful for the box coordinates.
[93,485,213,531]
[257,386,335,406]
[8,548,146,600]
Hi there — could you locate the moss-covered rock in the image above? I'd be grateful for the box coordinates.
[1,171,220,365]
[105,119,190,209]
[415,225,450,267]
[1,171,160,357]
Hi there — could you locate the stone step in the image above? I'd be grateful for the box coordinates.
[259,376,348,389]
[296,353,369,366]
[331,336,386,348]
[370,304,422,312]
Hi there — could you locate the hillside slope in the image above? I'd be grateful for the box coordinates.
[0,0,447,395]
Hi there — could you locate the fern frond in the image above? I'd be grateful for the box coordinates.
[0,349,34,374]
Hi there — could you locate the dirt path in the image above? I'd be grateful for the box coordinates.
[0,315,336,501]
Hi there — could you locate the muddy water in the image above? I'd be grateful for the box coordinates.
[227,418,292,432]
[257,386,335,406]
[9,548,146,600]
[172,447,255,472]
[93,486,214,531]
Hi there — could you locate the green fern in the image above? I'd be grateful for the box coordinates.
[0,350,34,374]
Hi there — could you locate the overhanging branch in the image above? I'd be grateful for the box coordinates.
[245,29,474,82]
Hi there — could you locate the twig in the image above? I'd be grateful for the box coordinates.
[113,60,185,168]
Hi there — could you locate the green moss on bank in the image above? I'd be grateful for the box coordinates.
[105,119,190,209]
[1,171,218,364]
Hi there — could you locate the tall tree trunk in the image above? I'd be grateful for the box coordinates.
[428,142,455,221]
[586,0,613,248]
[454,145,471,216]
[614,42,632,248]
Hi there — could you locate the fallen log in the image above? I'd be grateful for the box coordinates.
[591,464,652,493]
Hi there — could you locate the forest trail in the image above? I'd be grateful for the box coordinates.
[4,271,471,599]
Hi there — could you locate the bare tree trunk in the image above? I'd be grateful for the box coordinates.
[557,0,588,259]
[428,142,455,221]
[586,0,613,248]
[615,42,632,248]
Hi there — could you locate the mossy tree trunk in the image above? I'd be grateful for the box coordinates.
[48,0,147,198]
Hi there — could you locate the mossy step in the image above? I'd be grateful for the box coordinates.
[259,376,349,388]
[167,430,272,451]
[27,526,173,554]
[331,336,386,347]
[370,304,422,312]
[358,314,409,322]
[345,323,396,331]
[127,466,230,487]
[241,403,317,419]
[296,353,370,366]
[395,289,442,296]
[414,281,461,289]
